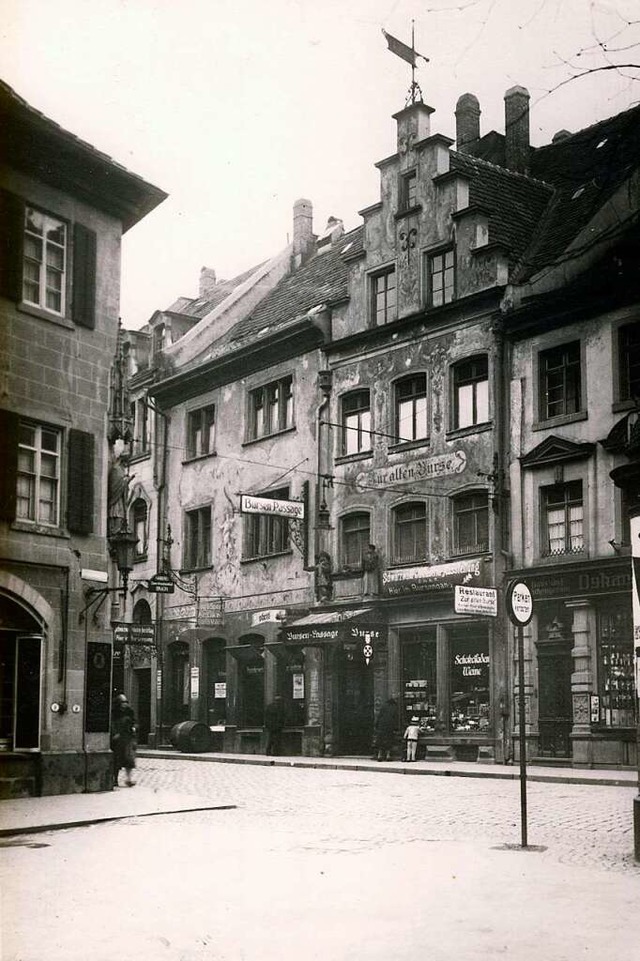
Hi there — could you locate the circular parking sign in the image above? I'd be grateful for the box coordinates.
[506,581,533,626]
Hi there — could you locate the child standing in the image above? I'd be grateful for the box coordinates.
[403,716,420,762]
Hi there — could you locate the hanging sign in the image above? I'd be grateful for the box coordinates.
[241,495,304,519]
[355,450,467,492]
[455,585,497,617]
[148,573,175,594]
[506,581,533,627]
[251,609,287,627]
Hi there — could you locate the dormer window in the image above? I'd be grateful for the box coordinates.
[400,170,417,211]
[426,248,455,307]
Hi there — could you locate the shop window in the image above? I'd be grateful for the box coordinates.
[184,505,212,569]
[402,632,437,733]
[426,248,455,307]
[131,499,148,559]
[23,206,67,315]
[400,169,417,211]
[449,627,490,733]
[539,341,582,420]
[17,422,61,526]
[452,492,489,555]
[598,608,636,728]
[395,374,428,443]
[341,390,371,455]
[371,266,397,325]
[452,355,489,429]
[541,481,584,556]
[243,487,289,560]
[248,376,293,440]
[619,323,640,402]
[187,404,215,459]
[341,512,371,568]
[392,502,427,564]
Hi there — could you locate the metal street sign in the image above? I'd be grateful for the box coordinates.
[454,585,497,616]
[148,573,175,594]
[113,623,156,646]
[240,494,305,520]
[506,580,533,627]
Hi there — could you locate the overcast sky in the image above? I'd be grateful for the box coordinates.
[2,0,638,328]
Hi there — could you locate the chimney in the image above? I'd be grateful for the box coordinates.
[504,85,530,173]
[552,129,572,144]
[317,216,344,254]
[293,198,313,265]
[199,267,217,299]
[455,93,481,154]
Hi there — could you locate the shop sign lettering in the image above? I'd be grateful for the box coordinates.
[241,494,304,519]
[454,652,490,677]
[251,609,287,626]
[355,450,467,492]
[527,567,631,600]
[383,558,482,596]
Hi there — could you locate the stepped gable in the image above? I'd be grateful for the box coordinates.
[514,103,640,282]
[226,225,364,344]
[450,151,552,266]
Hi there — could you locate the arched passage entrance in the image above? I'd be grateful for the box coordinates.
[0,590,46,752]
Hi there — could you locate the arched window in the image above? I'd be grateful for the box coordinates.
[452,492,489,555]
[131,498,148,559]
[340,512,371,567]
[132,599,152,624]
[394,374,427,443]
[392,502,427,564]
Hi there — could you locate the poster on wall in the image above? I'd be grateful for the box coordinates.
[85,642,112,733]
[214,682,227,699]
[190,666,200,699]
[292,673,305,699]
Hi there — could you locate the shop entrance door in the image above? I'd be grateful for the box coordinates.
[135,668,151,744]
[537,643,573,758]
[338,648,373,755]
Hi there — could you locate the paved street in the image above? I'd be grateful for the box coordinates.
[2,758,639,960]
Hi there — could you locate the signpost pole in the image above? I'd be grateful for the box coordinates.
[517,623,528,849]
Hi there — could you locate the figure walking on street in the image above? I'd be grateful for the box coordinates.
[264,695,285,756]
[111,693,137,787]
[374,697,397,761]
[403,716,420,762]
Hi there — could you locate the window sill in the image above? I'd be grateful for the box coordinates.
[536,551,587,566]
[533,410,587,431]
[387,558,429,570]
[242,425,296,447]
[241,550,292,565]
[17,301,74,329]
[182,451,217,465]
[11,521,70,539]
[394,204,422,221]
[335,450,373,466]
[387,438,431,455]
[179,564,212,575]
[445,421,493,441]
[612,399,637,414]
[130,451,151,464]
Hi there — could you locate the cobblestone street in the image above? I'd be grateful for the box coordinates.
[135,757,640,873]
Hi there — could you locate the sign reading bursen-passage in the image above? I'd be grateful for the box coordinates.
[454,585,497,616]
[383,558,483,596]
[241,494,304,519]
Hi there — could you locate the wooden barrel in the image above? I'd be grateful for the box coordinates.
[169,720,212,753]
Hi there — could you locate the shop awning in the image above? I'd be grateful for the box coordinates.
[226,644,264,663]
[283,608,376,645]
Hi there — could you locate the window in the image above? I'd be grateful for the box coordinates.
[427,248,455,307]
[341,391,371,455]
[619,323,640,402]
[393,502,427,564]
[187,404,215,458]
[249,376,293,440]
[598,608,636,728]
[371,267,397,325]
[184,506,212,569]
[152,324,166,358]
[453,493,489,555]
[17,422,61,526]
[539,341,581,420]
[132,499,148,559]
[453,356,489,429]
[450,627,490,733]
[400,170,417,211]
[395,374,428,443]
[23,207,66,315]
[131,399,150,457]
[341,512,371,567]
[402,631,437,733]
[542,481,584,556]
[244,487,290,559]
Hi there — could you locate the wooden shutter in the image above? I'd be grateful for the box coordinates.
[72,223,97,329]
[0,190,25,302]
[67,429,95,534]
[14,635,43,751]
[0,409,19,522]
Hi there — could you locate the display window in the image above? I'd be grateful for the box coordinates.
[279,651,305,727]
[449,626,490,733]
[598,607,636,728]
[401,630,437,733]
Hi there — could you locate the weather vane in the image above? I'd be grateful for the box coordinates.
[382,21,429,107]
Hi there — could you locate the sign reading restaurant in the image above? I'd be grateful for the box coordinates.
[383,558,483,597]
[240,494,304,519]
[355,450,466,492]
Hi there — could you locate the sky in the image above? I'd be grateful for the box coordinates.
[2,0,638,329]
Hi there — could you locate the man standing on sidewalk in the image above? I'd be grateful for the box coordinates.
[264,695,285,756]
[374,697,398,761]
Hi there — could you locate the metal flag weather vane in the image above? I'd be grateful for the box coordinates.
[382,21,429,106]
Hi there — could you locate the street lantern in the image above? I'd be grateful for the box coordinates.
[108,526,139,596]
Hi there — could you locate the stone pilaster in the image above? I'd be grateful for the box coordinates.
[566,598,594,765]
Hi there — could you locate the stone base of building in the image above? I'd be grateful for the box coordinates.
[570,731,637,769]
[0,751,113,798]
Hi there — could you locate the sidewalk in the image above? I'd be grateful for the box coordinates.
[138,746,639,787]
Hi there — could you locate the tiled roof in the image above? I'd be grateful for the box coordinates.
[168,262,268,319]
[226,226,364,344]
[450,152,552,265]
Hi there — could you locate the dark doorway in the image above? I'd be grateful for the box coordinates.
[338,644,373,755]
[537,640,573,758]
[135,668,151,744]
[167,641,190,726]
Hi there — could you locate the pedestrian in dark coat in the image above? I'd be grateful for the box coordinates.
[374,697,397,761]
[264,695,286,756]
[111,693,137,787]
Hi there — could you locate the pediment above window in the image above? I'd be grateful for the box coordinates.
[520,434,595,469]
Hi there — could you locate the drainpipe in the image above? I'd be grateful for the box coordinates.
[146,398,169,747]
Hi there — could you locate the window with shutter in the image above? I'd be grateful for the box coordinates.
[72,223,97,329]
[67,429,95,535]
[0,409,20,522]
